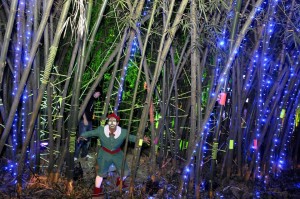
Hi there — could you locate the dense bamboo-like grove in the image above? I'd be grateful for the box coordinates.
[0,0,299,198]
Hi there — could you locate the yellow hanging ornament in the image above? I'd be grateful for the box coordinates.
[280,109,286,119]
[295,107,300,127]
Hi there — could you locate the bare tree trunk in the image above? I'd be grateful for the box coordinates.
[188,0,197,154]
[42,3,52,175]
[169,47,179,167]
[66,37,84,193]
[32,0,41,174]
[196,47,207,198]
[188,0,199,196]
[236,58,243,176]
[187,0,201,195]
[47,77,55,175]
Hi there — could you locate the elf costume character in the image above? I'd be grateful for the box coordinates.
[79,113,150,196]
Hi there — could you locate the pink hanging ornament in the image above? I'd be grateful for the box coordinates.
[218,92,227,105]
[253,139,258,150]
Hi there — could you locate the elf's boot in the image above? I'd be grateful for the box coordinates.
[92,187,103,197]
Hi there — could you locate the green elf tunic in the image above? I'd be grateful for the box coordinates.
[81,125,136,177]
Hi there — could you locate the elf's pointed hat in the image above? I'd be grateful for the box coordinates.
[107,113,120,122]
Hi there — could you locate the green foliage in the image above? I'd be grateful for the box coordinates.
[82,4,121,90]
[104,73,112,81]
[126,61,138,89]
[173,49,180,66]
[202,87,209,106]
[122,90,131,101]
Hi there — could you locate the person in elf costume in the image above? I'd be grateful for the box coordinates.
[78,113,150,196]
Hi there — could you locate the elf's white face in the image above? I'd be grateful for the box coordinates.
[108,118,118,129]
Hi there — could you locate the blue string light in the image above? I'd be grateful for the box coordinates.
[277,80,300,172]
[6,0,35,180]
[7,0,27,180]
[252,0,279,179]
[269,49,300,175]
[23,0,34,168]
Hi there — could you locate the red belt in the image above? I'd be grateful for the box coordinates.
[102,147,121,154]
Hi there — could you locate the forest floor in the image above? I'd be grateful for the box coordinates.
[0,149,300,198]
